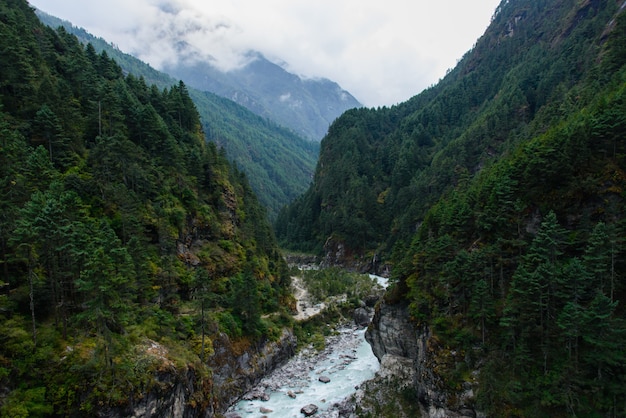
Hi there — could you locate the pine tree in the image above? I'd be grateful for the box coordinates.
[555,257,591,366]
[583,222,618,301]
[76,220,135,363]
[469,278,494,345]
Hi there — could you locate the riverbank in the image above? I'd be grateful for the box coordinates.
[219,266,387,418]
[223,269,389,417]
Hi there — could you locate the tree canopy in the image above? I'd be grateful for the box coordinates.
[35,9,320,221]
[277,0,626,415]
[0,1,291,414]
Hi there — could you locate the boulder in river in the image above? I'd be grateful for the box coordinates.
[318,375,331,383]
[353,307,371,327]
[242,388,270,401]
[301,403,319,416]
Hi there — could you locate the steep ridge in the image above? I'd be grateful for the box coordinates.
[0,1,296,415]
[280,0,626,415]
[277,0,626,253]
[35,9,320,220]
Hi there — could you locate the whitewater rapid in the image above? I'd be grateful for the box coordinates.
[227,326,379,417]
[226,273,388,417]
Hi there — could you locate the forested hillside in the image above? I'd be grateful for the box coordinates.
[36,10,319,220]
[0,1,291,415]
[277,0,626,253]
[278,0,626,415]
[39,9,361,143]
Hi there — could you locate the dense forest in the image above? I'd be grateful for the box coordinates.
[0,0,293,415]
[36,10,320,221]
[278,0,626,415]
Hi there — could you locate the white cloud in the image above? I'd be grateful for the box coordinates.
[29,0,501,106]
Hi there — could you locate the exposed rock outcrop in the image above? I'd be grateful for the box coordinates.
[413,327,481,418]
[353,306,372,327]
[99,367,209,418]
[365,300,419,361]
[208,328,297,412]
[100,329,296,417]
[322,236,391,276]
[365,300,482,418]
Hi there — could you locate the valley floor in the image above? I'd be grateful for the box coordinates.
[291,276,327,321]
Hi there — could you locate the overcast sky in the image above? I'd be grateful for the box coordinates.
[29,0,501,107]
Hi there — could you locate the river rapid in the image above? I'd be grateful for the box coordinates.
[226,274,388,417]
[227,326,378,417]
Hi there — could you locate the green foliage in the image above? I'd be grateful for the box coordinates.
[36,10,320,221]
[0,386,52,418]
[277,0,623,254]
[301,267,381,303]
[410,83,626,415]
[0,1,291,414]
[191,91,320,220]
[278,0,626,415]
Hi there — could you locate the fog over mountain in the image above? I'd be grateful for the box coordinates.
[35,6,362,140]
[161,50,362,140]
[28,0,500,107]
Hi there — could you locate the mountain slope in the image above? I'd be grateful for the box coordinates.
[35,9,319,220]
[278,0,626,415]
[35,8,362,142]
[0,1,292,415]
[277,0,624,254]
[165,52,362,140]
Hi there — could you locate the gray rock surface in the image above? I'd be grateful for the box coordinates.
[365,301,418,361]
[300,403,319,416]
[353,307,372,327]
[209,328,297,411]
[365,300,482,418]
[99,329,297,417]
[318,375,331,383]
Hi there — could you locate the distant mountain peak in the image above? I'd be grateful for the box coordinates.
[164,50,361,140]
[34,6,360,140]
[34,8,320,220]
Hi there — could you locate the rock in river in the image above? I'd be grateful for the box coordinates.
[300,403,319,416]
[318,375,331,384]
[353,307,371,327]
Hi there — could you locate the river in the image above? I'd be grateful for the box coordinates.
[227,326,379,417]
[226,274,388,417]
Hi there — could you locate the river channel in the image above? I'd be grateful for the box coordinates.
[226,275,387,417]
[227,326,378,417]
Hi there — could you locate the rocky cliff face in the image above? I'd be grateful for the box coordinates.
[365,300,418,360]
[99,330,296,417]
[365,300,482,418]
[100,367,208,418]
[208,328,297,413]
[322,237,391,277]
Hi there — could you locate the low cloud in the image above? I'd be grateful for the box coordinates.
[29,0,500,106]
